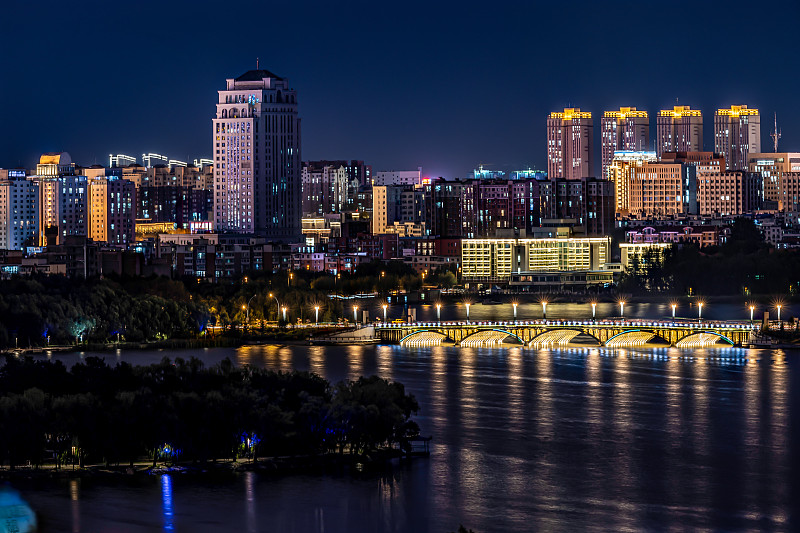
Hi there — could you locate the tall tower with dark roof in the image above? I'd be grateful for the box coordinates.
[212,69,301,242]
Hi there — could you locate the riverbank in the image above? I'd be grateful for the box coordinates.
[0,449,419,482]
[0,327,351,356]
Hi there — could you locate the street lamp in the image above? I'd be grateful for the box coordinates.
[698,302,703,320]
[619,300,625,318]
[382,304,388,322]
[777,304,782,322]
[353,305,359,324]
[281,306,287,322]
[749,305,755,324]
[465,302,470,321]
[315,305,320,324]
[436,303,441,322]
[541,300,547,320]
[591,301,597,321]
[512,302,518,320]
[671,303,677,319]
[269,293,281,323]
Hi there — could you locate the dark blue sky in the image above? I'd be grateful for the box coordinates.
[2,0,799,178]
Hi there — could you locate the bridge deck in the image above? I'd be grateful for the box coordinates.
[375,319,758,348]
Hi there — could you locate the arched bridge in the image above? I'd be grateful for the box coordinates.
[375,319,756,348]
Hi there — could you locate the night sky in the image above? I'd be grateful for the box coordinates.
[2,0,799,178]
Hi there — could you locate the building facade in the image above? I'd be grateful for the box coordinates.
[0,171,39,250]
[607,151,658,215]
[301,163,349,215]
[212,69,301,242]
[547,108,593,179]
[748,153,800,205]
[714,105,760,171]
[656,106,703,157]
[601,107,649,178]
[461,236,611,283]
[629,162,697,217]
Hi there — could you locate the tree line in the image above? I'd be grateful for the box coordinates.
[0,261,461,348]
[619,219,800,297]
[0,356,420,469]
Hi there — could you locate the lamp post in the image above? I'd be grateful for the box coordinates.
[353,305,359,324]
[591,301,597,321]
[268,293,281,324]
[382,304,388,323]
[436,303,441,322]
[777,304,782,322]
[619,301,625,318]
[281,306,287,322]
[315,305,320,324]
[671,303,677,319]
[465,303,470,321]
[698,302,703,320]
[750,305,755,324]
[541,301,547,320]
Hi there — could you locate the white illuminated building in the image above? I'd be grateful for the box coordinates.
[212,68,301,242]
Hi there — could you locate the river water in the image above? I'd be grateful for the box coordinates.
[17,337,799,532]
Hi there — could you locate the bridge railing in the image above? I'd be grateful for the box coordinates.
[373,319,758,331]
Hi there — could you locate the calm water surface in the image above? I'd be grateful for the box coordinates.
[21,340,799,532]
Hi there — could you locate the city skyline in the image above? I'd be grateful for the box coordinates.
[2,0,799,178]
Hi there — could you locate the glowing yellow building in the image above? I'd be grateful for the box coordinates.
[656,106,703,157]
[547,108,593,179]
[461,236,610,283]
[607,150,658,214]
[89,178,108,243]
[714,105,760,171]
[601,107,649,178]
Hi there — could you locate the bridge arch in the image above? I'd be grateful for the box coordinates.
[675,331,735,348]
[604,329,670,348]
[399,330,454,347]
[459,329,524,347]
[529,328,600,348]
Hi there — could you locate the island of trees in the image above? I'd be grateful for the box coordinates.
[0,356,421,471]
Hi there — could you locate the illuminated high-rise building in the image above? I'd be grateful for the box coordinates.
[213,69,301,242]
[748,152,800,206]
[32,153,88,246]
[600,107,649,178]
[656,106,703,157]
[607,150,658,214]
[547,108,593,179]
[714,105,760,171]
[89,178,108,243]
[0,170,39,250]
[629,162,697,217]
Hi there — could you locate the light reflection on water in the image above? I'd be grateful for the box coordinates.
[21,344,798,532]
[161,474,174,532]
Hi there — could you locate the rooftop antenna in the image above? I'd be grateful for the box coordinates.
[771,112,781,152]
